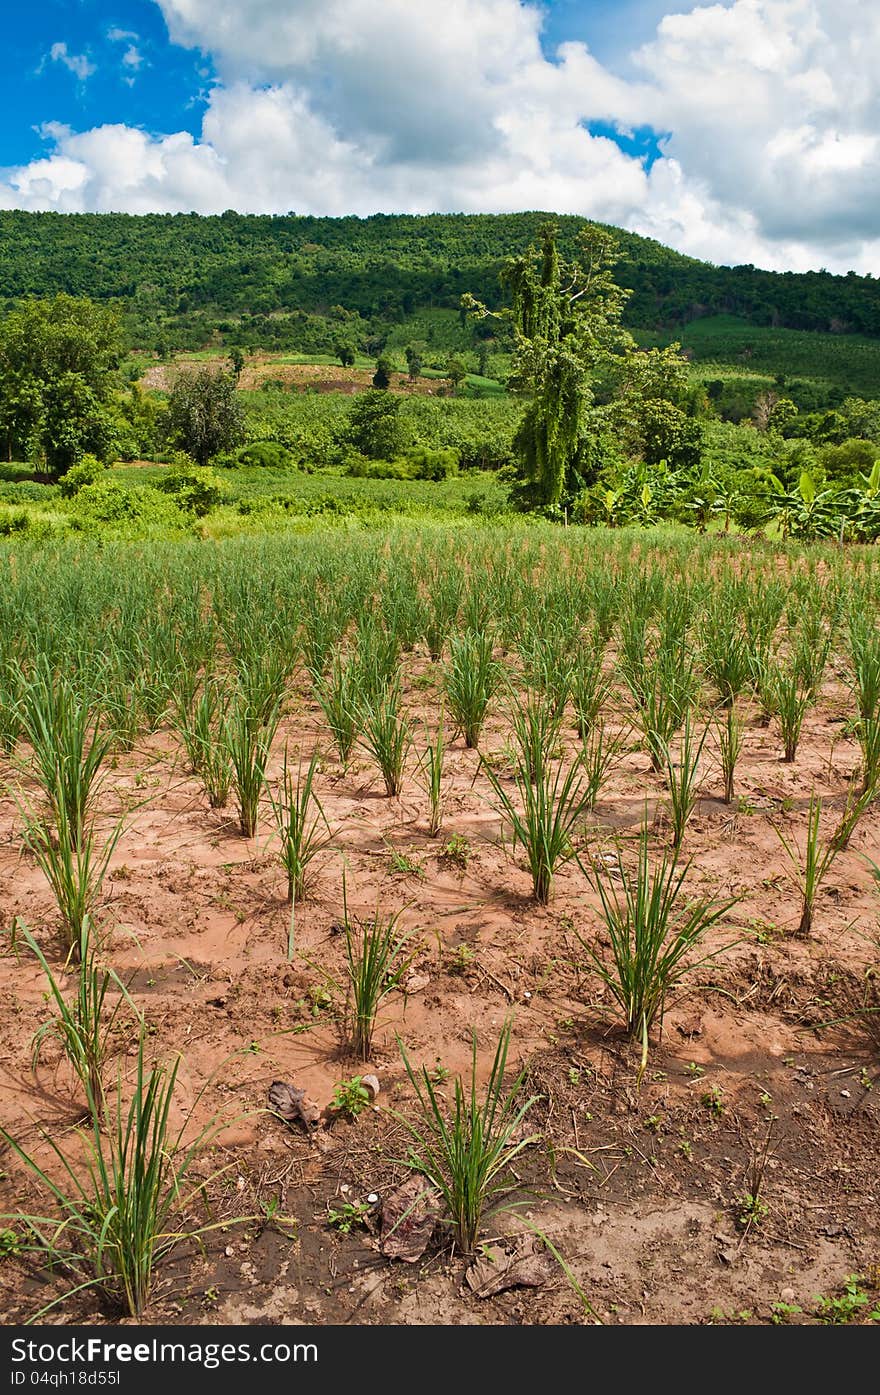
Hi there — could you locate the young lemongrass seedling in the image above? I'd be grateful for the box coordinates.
[509,689,563,784]
[763,660,810,763]
[570,640,611,742]
[482,716,593,906]
[19,660,113,850]
[21,799,127,960]
[578,822,738,1078]
[395,1023,540,1255]
[358,680,411,797]
[848,615,880,724]
[631,665,695,775]
[225,693,281,838]
[793,613,834,703]
[775,793,844,937]
[269,747,333,904]
[0,1035,247,1321]
[341,884,417,1059]
[518,631,574,718]
[354,616,400,703]
[25,919,141,1121]
[315,654,361,765]
[702,611,752,708]
[716,702,743,805]
[661,715,709,850]
[416,719,446,836]
[579,722,626,811]
[444,629,501,750]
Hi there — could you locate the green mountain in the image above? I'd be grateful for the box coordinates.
[2,210,879,390]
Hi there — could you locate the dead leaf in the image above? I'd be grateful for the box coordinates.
[465,1235,557,1297]
[268,1080,321,1129]
[380,1174,440,1262]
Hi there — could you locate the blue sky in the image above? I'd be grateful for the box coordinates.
[0,2,875,277]
[1,1,671,167]
[0,1,207,165]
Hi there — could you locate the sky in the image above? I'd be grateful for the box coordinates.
[0,1,878,275]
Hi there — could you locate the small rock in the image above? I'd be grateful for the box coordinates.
[406,972,431,995]
[840,1089,851,1098]
[780,1287,796,1303]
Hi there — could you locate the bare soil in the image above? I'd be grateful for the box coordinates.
[140,356,446,396]
[1,663,879,1327]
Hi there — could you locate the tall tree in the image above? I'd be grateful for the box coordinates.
[463,222,633,511]
[0,295,121,473]
[165,367,245,465]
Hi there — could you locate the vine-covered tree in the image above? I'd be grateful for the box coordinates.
[464,222,633,511]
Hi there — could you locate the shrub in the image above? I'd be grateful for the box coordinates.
[157,462,227,516]
[235,441,294,470]
[58,454,106,499]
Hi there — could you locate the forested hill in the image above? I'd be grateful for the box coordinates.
[1,208,878,347]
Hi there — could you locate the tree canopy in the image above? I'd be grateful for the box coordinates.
[0,294,121,474]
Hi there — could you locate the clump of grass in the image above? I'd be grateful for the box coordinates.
[716,703,743,805]
[21,800,127,958]
[578,822,737,1074]
[482,698,593,904]
[579,721,625,811]
[315,654,361,765]
[761,660,809,762]
[444,630,501,749]
[396,1023,540,1254]
[26,919,140,1121]
[174,677,233,807]
[358,679,411,797]
[342,885,416,1059]
[19,660,113,849]
[0,1037,241,1320]
[225,692,281,838]
[416,719,446,836]
[775,793,844,936]
[570,641,610,742]
[661,715,708,850]
[268,747,333,905]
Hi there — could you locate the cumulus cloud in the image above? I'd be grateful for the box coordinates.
[6,1,880,273]
[46,42,96,82]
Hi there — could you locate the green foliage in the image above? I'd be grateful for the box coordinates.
[58,454,107,499]
[165,367,245,465]
[579,822,737,1070]
[157,460,227,516]
[344,390,405,459]
[0,294,122,474]
[234,440,294,470]
[396,1023,540,1254]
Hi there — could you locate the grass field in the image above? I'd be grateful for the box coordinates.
[1,521,880,1325]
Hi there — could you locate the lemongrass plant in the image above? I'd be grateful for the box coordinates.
[396,1023,540,1254]
[578,821,737,1074]
[1,1036,246,1320]
[25,918,140,1121]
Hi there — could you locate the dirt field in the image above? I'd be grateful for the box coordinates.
[1,652,879,1328]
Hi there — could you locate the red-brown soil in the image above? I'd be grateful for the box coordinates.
[1,661,879,1326]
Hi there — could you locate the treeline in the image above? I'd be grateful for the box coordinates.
[2,210,880,354]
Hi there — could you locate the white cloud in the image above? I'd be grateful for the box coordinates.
[6,1,880,273]
[107,28,139,44]
[47,41,96,82]
[122,46,144,71]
